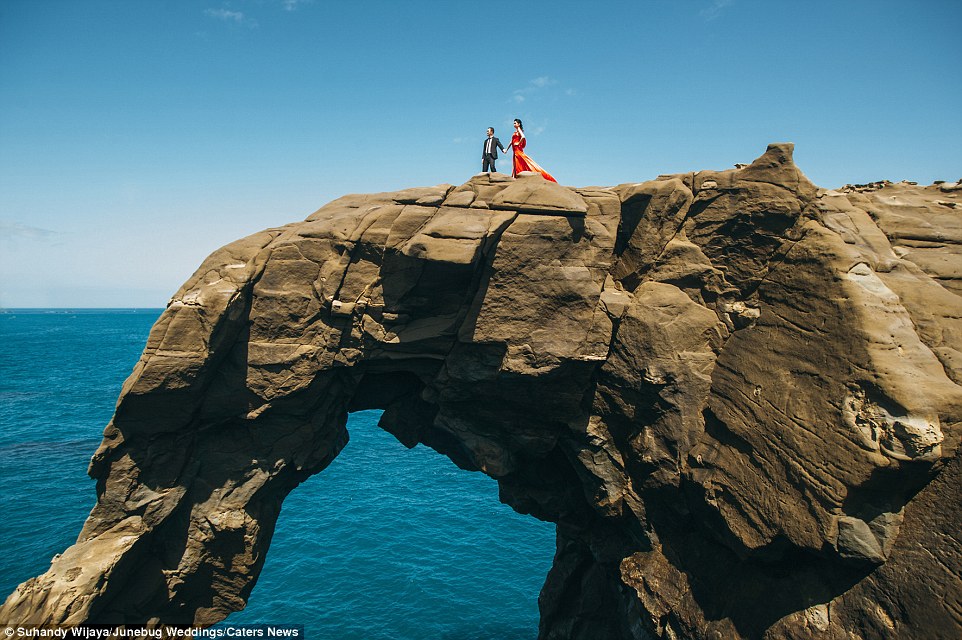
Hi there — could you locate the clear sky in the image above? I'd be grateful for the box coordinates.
[1,0,960,308]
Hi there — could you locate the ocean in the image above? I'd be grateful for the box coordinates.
[0,309,555,638]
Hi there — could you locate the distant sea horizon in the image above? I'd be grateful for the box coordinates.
[0,308,554,638]
[0,307,164,312]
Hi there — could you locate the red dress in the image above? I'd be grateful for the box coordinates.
[510,133,557,182]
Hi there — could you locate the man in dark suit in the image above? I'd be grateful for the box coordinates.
[482,127,506,173]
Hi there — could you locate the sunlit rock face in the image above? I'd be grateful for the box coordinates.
[3,144,960,639]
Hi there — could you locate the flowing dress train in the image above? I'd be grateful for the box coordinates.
[511,133,557,182]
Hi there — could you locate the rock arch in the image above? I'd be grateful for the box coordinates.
[221,407,553,637]
[3,146,961,639]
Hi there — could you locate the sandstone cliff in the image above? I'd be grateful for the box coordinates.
[2,144,960,639]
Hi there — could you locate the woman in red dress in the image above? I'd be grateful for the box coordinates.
[508,118,557,182]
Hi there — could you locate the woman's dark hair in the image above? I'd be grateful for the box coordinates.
[514,118,524,131]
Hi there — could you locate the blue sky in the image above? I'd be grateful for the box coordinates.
[1,0,960,307]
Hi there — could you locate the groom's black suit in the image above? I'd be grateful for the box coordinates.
[482,135,506,173]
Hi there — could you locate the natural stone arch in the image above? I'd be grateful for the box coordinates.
[220,407,554,637]
[3,146,961,639]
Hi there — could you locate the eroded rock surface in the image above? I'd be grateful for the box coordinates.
[3,144,961,639]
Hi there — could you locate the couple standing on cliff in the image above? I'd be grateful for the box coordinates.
[482,118,556,183]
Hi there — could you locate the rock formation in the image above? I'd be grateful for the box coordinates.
[2,144,960,639]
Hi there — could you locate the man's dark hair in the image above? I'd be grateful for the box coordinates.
[488,127,494,132]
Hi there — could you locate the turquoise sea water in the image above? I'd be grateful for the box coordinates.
[0,310,555,638]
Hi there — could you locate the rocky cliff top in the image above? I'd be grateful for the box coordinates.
[3,144,961,639]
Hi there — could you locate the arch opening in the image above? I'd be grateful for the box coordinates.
[220,410,556,640]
